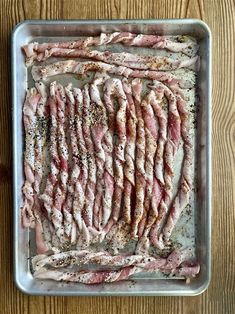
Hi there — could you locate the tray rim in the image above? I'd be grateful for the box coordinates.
[12,18,212,296]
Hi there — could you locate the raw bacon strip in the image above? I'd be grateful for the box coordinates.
[159,94,194,244]
[72,88,91,248]
[61,84,79,244]
[89,74,109,230]
[131,79,146,238]
[25,47,199,71]
[22,33,198,60]
[137,90,159,238]
[34,262,199,283]
[34,82,48,196]
[33,247,192,271]
[93,77,115,233]
[122,79,137,225]
[40,82,60,217]
[49,84,70,241]
[31,60,194,89]
[22,88,40,228]
[34,249,199,283]
[102,78,128,231]
[148,81,181,248]
[33,82,51,253]
[82,84,97,227]
[72,87,86,228]
[151,86,167,185]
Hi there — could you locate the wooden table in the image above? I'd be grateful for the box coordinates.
[0,0,234,313]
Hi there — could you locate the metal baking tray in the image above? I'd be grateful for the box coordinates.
[12,19,212,296]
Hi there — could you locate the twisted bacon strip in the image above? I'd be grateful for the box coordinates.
[131,79,146,238]
[148,89,167,231]
[137,90,159,239]
[82,84,97,228]
[89,74,109,230]
[34,262,199,283]
[33,247,193,270]
[49,84,70,241]
[34,82,48,196]
[80,86,106,246]
[72,88,91,248]
[24,47,199,71]
[40,82,60,217]
[31,60,194,89]
[22,88,40,228]
[23,32,198,62]
[101,78,128,233]
[151,85,167,185]
[33,82,51,253]
[60,84,78,244]
[122,79,137,225]
[87,75,115,234]
[34,249,199,283]
[159,94,194,245]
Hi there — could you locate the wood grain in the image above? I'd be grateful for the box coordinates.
[0,0,234,313]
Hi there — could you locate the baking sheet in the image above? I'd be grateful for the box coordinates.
[12,19,212,296]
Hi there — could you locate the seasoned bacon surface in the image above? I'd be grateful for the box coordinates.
[21,32,199,283]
